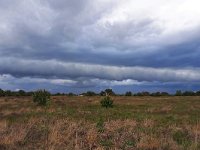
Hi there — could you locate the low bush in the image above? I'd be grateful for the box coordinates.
[100,96,113,108]
[32,89,51,106]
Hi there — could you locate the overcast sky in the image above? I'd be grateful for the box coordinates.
[1,0,200,93]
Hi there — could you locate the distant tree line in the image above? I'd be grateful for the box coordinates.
[0,89,33,97]
[174,90,200,96]
[1,88,200,97]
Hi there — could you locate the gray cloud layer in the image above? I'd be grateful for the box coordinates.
[1,57,200,82]
[1,0,200,92]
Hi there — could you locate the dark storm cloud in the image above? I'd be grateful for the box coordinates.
[1,0,200,92]
[1,57,200,82]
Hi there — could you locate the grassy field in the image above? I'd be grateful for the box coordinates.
[0,96,200,150]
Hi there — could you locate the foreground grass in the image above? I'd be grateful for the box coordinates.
[0,96,200,149]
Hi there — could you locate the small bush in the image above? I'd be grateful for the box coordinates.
[100,96,113,108]
[125,91,132,96]
[32,90,51,106]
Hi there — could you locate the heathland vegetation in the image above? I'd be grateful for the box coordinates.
[0,88,200,149]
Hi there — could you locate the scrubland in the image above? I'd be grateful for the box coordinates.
[0,96,200,150]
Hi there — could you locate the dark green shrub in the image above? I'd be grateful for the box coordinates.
[100,96,113,108]
[84,91,97,96]
[182,91,195,96]
[175,90,182,96]
[32,90,51,106]
[125,91,132,96]
[68,92,76,96]
[0,89,5,97]
[18,90,26,96]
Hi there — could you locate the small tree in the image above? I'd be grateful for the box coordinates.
[196,91,200,96]
[175,90,182,96]
[105,89,115,96]
[100,96,113,108]
[18,90,26,96]
[125,91,132,96]
[99,91,106,96]
[0,89,5,97]
[32,89,51,106]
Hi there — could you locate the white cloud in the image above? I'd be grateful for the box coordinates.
[85,0,200,52]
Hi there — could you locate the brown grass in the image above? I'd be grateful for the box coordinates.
[0,96,200,149]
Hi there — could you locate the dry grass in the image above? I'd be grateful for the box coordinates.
[0,96,200,149]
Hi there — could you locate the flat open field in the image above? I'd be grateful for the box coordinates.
[0,96,200,150]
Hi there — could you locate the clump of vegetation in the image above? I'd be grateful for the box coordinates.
[96,118,105,133]
[172,130,192,147]
[100,96,113,108]
[32,89,51,106]
[125,91,132,96]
